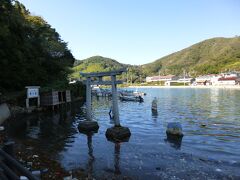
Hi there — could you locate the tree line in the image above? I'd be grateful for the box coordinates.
[0,0,75,92]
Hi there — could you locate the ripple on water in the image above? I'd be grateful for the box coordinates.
[8,88,240,178]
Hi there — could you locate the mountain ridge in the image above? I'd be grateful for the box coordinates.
[72,36,240,80]
[143,36,240,76]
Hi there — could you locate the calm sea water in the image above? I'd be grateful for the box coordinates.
[8,88,240,179]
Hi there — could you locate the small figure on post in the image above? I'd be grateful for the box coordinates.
[109,106,114,119]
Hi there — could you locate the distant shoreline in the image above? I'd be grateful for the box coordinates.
[128,85,240,89]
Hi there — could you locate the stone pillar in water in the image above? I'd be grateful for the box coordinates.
[111,75,120,126]
[86,77,92,121]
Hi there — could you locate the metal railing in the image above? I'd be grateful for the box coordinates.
[0,141,39,180]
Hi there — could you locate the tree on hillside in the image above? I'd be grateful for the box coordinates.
[0,0,74,92]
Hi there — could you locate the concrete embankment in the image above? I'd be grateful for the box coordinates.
[129,85,240,89]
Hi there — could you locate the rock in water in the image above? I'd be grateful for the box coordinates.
[105,126,131,142]
[166,122,183,137]
[151,98,157,111]
[78,120,99,134]
[0,103,10,125]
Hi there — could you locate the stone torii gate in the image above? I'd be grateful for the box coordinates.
[78,68,131,142]
[82,69,126,124]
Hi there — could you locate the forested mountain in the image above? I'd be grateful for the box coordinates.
[142,37,240,76]
[73,56,128,74]
[72,37,240,82]
[72,56,142,83]
[0,0,74,92]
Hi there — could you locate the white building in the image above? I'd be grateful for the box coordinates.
[195,75,215,85]
[164,78,194,86]
[210,75,222,86]
[221,72,239,78]
[146,75,178,83]
[213,77,237,86]
[195,72,240,86]
[177,77,194,84]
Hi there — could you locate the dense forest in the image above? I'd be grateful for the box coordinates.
[0,0,74,92]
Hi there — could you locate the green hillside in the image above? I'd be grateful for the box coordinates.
[71,56,128,78]
[143,37,240,76]
[71,56,144,83]
[72,37,240,81]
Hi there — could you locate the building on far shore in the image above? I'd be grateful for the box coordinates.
[194,72,240,86]
[146,75,178,83]
[195,75,215,85]
[146,74,194,86]
[146,71,240,86]
[165,77,194,86]
[214,77,238,86]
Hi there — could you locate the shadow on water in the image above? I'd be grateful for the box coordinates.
[103,141,124,176]
[164,134,183,150]
[86,133,94,179]
[79,129,124,178]
[113,142,121,175]
[6,101,84,156]
[151,109,158,120]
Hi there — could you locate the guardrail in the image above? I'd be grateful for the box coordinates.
[0,141,39,180]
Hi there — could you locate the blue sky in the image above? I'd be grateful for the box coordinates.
[19,0,240,65]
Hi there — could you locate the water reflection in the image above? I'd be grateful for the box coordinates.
[209,88,220,118]
[26,119,41,139]
[151,109,158,120]
[86,133,94,179]
[7,101,84,155]
[78,118,98,179]
[114,143,121,175]
[164,134,183,150]
[6,89,240,178]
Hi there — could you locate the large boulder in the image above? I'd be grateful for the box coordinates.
[78,120,99,134]
[166,122,183,137]
[0,103,11,125]
[106,126,131,143]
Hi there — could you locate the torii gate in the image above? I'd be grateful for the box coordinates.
[78,68,131,142]
[81,68,126,125]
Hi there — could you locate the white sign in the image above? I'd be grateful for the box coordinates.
[27,88,39,98]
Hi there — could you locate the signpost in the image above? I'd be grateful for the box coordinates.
[25,86,40,109]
